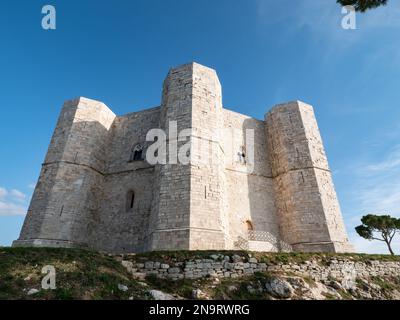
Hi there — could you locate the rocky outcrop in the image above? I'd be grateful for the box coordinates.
[265,278,294,298]
[148,290,181,300]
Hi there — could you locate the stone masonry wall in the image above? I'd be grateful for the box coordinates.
[15,62,353,254]
[121,254,400,283]
[189,63,226,250]
[92,107,161,253]
[15,98,116,248]
[222,109,279,250]
[148,64,193,250]
[265,101,353,253]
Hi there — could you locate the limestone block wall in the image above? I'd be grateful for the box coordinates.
[15,62,353,254]
[189,63,226,250]
[105,107,161,173]
[15,98,116,248]
[222,109,280,250]
[94,169,155,253]
[265,101,353,252]
[121,254,400,282]
[149,64,193,250]
[90,108,161,253]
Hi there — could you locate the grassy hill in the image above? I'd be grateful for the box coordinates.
[0,247,148,300]
[1,247,399,300]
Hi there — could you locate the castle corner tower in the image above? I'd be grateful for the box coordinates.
[148,63,226,251]
[265,101,353,252]
[13,97,116,248]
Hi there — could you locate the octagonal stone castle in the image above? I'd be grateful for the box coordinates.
[14,62,353,253]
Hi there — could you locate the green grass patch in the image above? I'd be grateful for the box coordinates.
[1,247,399,300]
[0,247,147,300]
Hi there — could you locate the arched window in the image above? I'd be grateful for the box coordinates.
[245,220,254,231]
[126,190,135,212]
[130,144,144,162]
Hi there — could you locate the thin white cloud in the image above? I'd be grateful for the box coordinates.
[0,187,28,216]
[256,0,400,30]
[354,145,400,218]
[356,183,400,216]
[0,187,7,199]
[341,142,400,254]
[362,145,400,173]
[255,0,400,63]
[0,201,26,216]
[10,189,26,201]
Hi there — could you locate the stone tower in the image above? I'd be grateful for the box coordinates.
[14,98,116,248]
[149,63,226,250]
[265,101,353,252]
[14,62,353,253]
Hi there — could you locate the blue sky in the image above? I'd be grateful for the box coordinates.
[0,0,399,253]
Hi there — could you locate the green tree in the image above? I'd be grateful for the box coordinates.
[337,0,388,12]
[355,214,400,255]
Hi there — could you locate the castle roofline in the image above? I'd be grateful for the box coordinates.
[62,96,116,118]
[168,61,218,75]
[265,100,313,117]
